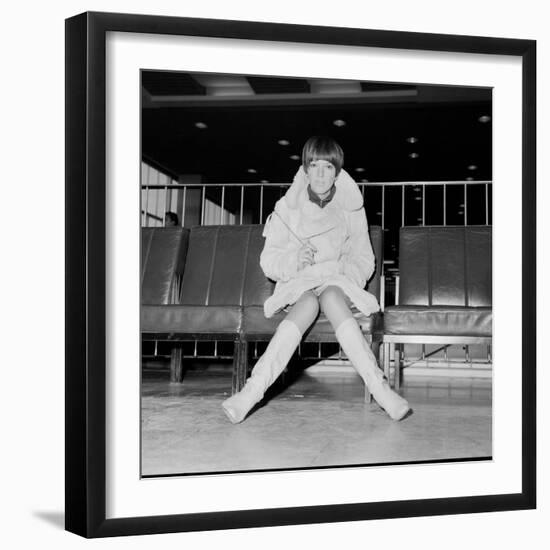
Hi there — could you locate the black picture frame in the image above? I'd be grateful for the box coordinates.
[65,11,536,538]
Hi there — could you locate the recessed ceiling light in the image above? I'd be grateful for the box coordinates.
[414,197,422,201]
[466,177,474,181]
[290,155,300,160]
[467,164,477,170]
[361,179,369,183]
[355,167,365,172]
[278,139,290,146]
[406,137,418,144]
[458,211,464,215]
[459,203,465,207]
[409,152,419,159]
[247,168,257,174]
[376,211,382,215]
[333,119,346,127]
[260,179,269,184]
[195,122,208,129]
[478,115,491,123]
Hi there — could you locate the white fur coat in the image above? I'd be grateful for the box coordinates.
[260,166,380,318]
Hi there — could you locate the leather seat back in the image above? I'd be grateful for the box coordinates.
[179,224,383,308]
[398,226,492,307]
[180,225,261,306]
[141,227,189,305]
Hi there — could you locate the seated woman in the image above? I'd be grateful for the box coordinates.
[222,136,410,423]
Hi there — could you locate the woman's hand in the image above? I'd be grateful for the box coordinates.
[297,242,317,270]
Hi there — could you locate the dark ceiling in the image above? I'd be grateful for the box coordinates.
[141,71,492,185]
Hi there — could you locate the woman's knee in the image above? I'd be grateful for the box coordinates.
[298,290,320,314]
[289,291,319,317]
[319,286,347,311]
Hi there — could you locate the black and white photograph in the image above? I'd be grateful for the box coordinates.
[140,70,493,477]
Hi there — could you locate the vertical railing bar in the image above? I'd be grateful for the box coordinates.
[163,185,168,227]
[443,184,447,226]
[422,184,426,226]
[381,185,385,230]
[220,186,225,224]
[318,342,322,359]
[182,186,187,227]
[194,340,198,357]
[154,169,160,227]
[485,183,489,225]
[395,274,400,305]
[380,271,385,311]
[240,186,244,225]
[401,184,405,227]
[421,344,425,361]
[201,185,205,225]
[259,185,264,224]
[154,340,158,357]
[214,340,218,357]
[254,342,258,359]
[464,183,467,226]
[152,187,159,227]
[145,186,150,227]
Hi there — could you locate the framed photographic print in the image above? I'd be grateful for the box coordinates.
[65,11,536,537]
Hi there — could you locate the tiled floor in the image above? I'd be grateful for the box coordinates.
[141,365,492,477]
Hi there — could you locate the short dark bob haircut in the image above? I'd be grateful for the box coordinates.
[302,136,344,176]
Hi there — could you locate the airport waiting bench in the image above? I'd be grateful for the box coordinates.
[381,226,492,388]
[141,224,383,394]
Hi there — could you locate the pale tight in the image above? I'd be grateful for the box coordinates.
[284,285,353,335]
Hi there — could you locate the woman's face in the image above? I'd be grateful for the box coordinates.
[305,159,337,198]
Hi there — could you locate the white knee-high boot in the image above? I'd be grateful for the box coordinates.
[336,318,410,421]
[222,320,303,424]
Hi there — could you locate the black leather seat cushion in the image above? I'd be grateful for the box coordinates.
[384,305,492,336]
[242,306,380,341]
[141,304,241,335]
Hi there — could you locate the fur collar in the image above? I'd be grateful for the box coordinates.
[283,166,364,212]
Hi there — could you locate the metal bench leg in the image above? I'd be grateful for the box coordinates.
[231,339,249,395]
[365,339,381,403]
[382,342,391,384]
[395,344,402,390]
[169,344,184,383]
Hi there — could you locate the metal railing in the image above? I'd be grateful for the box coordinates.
[141,180,492,228]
